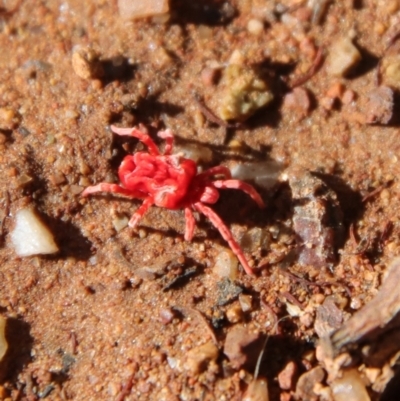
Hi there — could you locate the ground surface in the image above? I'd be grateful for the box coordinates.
[1,0,400,400]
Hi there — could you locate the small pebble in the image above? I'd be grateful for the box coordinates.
[226,304,243,323]
[326,82,344,99]
[242,378,269,401]
[0,107,17,130]
[238,294,253,312]
[247,19,264,36]
[213,249,239,279]
[185,342,219,374]
[341,89,355,104]
[159,308,175,325]
[278,361,298,390]
[282,87,311,118]
[72,46,104,80]
[201,67,221,86]
[380,55,400,90]
[326,37,361,77]
[330,369,370,401]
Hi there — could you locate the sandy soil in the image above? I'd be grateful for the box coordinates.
[1,0,400,400]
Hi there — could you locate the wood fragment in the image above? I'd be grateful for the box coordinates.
[281,269,352,297]
[327,257,400,354]
[0,192,10,245]
[290,48,324,88]
[362,183,388,202]
[346,223,371,255]
[281,291,304,310]
[260,300,278,330]
[379,221,393,248]
[193,94,243,129]
[162,266,198,291]
[115,375,134,401]
[173,306,218,345]
[70,331,78,355]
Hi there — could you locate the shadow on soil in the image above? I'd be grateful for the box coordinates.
[346,44,380,79]
[169,0,237,26]
[246,332,316,401]
[101,56,136,84]
[43,215,93,261]
[0,318,33,383]
[380,366,400,401]
[386,89,400,127]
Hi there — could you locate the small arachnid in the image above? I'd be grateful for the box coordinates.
[82,125,265,275]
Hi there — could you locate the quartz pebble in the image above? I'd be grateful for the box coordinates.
[213,249,239,279]
[239,294,253,312]
[117,0,169,20]
[230,161,283,190]
[326,37,361,77]
[247,19,264,35]
[11,208,59,257]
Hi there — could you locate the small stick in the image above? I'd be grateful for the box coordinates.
[281,291,304,310]
[115,376,134,401]
[362,183,387,202]
[70,331,78,355]
[174,306,218,345]
[193,94,243,129]
[290,47,324,88]
[379,220,393,246]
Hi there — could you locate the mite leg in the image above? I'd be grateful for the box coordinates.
[111,125,160,156]
[129,198,154,228]
[82,183,144,199]
[213,179,265,208]
[194,202,255,276]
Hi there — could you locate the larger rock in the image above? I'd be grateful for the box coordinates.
[223,325,264,370]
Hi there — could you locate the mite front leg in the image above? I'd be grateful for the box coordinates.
[194,202,255,276]
[129,197,154,228]
[213,179,265,208]
[157,129,174,155]
[111,125,160,156]
[82,183,145,199]
[184,207,196,241]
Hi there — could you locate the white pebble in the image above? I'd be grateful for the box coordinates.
[326,37,361,77]
[247,19,264,36]
[112,214,129,232]
[118,0,169,20]
[11,208,59,257]
[230,161,283,190]
[213,249,238,279]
